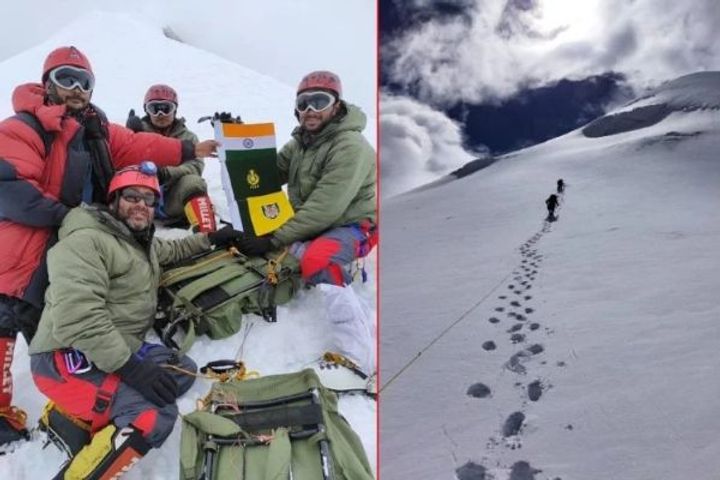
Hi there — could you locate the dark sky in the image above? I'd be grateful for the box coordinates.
[380,1,631,155]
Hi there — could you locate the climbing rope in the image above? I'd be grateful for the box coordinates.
[266,248,289,285]
[161,361,259,383]
[379,269,515,394]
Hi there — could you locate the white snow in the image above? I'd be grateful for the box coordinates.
[0,11,376,479]
[380,72,720,480]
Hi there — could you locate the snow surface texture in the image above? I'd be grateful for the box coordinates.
[380,72,720,480]
[0,12,376,479]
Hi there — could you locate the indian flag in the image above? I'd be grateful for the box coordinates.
[214,122,294,236]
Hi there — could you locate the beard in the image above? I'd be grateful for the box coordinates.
[123,205,152,231]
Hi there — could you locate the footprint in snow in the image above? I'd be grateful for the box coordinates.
[510,333,525,344]
[488,317,500,324]
[455,462,488,480]
[524,295,532,300]
[529,323,540,331]
[482,341,496,351]
[466,383,492,398]
[509,461,542,480]
[495,307,505,312]
[499,295,507,299]
[503,411,525,437]
[524,308,534,314]
[527,380,543,401]
[508,323,523,333]
[510,301,521,307]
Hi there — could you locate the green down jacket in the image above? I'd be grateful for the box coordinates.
[29,205,211,372]
[272,103,376,246]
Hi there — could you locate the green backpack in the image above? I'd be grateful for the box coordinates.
[180,369,375,480]
[155,248,301,353]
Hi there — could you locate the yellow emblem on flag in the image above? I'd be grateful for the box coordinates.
[247,192,295,236]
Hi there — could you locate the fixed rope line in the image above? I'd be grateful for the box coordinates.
[379,269,515,394]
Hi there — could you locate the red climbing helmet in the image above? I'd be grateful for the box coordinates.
[297,71,342,99]
[107,161,161,201]
[42,46,93,82]
[144,84,178,105]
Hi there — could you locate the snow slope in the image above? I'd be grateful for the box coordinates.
[0,11,376,479]
[380,72,720,480]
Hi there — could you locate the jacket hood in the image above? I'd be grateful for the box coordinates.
[12,83,66,132]
[59,205,147,245]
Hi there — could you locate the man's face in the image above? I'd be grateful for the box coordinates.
[52,83,92,112]
[146,101,177,130]
[115,186,156,231]
[297,92,340,133]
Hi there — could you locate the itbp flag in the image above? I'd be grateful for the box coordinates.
[214,122,294,236]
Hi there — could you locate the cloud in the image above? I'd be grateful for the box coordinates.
[383,0,720,106]
[380,93,484,197]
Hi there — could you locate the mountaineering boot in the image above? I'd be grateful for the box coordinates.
[184,194,217,233]
[314,284,376,394]
[53,424,150,480]
[0,335,29,452]
[38,401,91,458]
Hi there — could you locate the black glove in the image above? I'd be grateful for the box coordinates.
[237,235,275,256]
[214,111,243,124]
[116,355,178,407]
[126,109,144,133]
[207,225,244,248]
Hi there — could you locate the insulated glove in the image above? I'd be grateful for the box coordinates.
[126,109,144,133]
[207,225,244,248]
[116,355,178,407]
[237,235,275,256]
[214,111,243,124]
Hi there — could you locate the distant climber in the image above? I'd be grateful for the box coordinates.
[557,178,565,193]
[545,194,559,221]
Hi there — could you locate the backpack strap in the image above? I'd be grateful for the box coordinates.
[14,111,54,157]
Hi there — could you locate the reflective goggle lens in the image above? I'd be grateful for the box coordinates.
[295,91,336,113]
[120,188,158,207]
[145,101,176,116]
[49,66,95,93]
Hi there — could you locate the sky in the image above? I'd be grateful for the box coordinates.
[380,0,720,196]
[0,6,377,479]
[0,0,376,118]
[380,72,720,479]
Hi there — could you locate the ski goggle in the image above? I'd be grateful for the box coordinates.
[145,100,177,116]
[48,65,95,93]
[120,188,158,207]
[295,91,336,113]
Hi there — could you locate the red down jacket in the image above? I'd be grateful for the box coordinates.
[0,83,196,307]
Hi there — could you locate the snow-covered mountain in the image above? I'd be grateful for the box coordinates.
[0,12,376,479]
[380,72,720,480]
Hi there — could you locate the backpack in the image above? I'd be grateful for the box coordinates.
[179,369,374,480]
[155,248,301,353]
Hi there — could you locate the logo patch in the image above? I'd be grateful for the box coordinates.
[261,203,280,219]
[246,169,260,189]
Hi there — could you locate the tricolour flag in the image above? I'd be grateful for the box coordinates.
[214,122,294,236]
